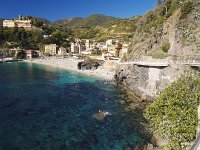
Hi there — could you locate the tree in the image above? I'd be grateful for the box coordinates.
[157,0,168,15]
[115,43,122,57]
[62,42,70,48]
[16,51,26,59]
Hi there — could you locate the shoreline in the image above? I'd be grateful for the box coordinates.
[23,57,116,80]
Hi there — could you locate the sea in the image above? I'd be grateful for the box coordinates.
[0,62,147,150]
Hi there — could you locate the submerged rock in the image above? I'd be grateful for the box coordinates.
[93,110,111,121]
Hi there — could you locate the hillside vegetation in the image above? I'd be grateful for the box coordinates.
[52,14,139,41]
[0,25,72,50]
[126,0,200,60]
[144,71,200,149]
[72,18,138,42]
[0,18,5,26]
[0,14,139,43]
[53,14,118,28]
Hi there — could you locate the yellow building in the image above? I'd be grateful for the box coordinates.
[45,44,57,55]
[14,20,31,28]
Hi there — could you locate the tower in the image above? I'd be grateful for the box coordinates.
[19,14,21,20]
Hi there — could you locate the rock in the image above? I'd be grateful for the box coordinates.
[93,110,111,121]
[145,143,160,150]
[146,144,154,150]
[150,134,168,148]
[77,58,101,70]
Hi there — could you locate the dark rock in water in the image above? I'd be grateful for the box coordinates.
[77,61,83,70]
[93,110,111,121]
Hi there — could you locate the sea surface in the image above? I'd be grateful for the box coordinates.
[0,62,147,150]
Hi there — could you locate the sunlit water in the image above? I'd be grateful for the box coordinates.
[0,62,147,150]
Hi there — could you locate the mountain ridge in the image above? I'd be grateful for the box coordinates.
[52,14,120,28]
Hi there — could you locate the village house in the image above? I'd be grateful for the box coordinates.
[44,44,57,56]
[24,50,39,58]
[107,45,116,56]
[106,39,113,46]
[85,39,90,50]
[58,47,67,56]
[25,50,33,58]
[70,38,129,59]
[71,43,79,53]
[119,43,130,58]
[70,40,86,54]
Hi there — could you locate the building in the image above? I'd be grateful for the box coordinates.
[3,20,16,28]
[3,15,32,28]
[24,50,39,58]
[107,45,116,56]
[70,42,86,54]
[45,44,57,56]
[58,47,66,56]
[85,39,90,50]
[106,39,113,46]
[14,20,31,28]
[71,43,79,53]
[25,50,33,58]
[3,19,32,28]
[119,43,130,58]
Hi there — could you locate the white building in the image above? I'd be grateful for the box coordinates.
[58,47,66,56]
[71,42,86,54]
[85,39,90,50]
[107,45,116,55]
[106,39,113,46]
[71,43,79,53]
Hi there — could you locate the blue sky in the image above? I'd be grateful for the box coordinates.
[0,0,157,21]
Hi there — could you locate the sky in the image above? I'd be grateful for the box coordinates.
[0,0,158,21]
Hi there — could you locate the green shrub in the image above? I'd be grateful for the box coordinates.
[165,0,180,18]
[180,1,194,19]
[144,71,200,149]
[161,42,170,53]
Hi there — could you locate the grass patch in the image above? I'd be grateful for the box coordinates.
[147,49,168,59]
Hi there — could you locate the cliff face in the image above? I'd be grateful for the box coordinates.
[115,64,189,99]
[116,0,200,98]
[125,0,200,61]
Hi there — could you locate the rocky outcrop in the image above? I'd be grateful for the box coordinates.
[114,64,190,99]
[77,58,102,70]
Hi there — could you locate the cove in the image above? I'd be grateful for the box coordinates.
[0,62,147,150]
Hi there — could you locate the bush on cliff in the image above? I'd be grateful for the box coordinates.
[180,1,194,19]
[144,71,200,149]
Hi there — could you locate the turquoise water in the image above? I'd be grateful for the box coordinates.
[0,62,147,150]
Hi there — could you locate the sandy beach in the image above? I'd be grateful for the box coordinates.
[23,57,116,80]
